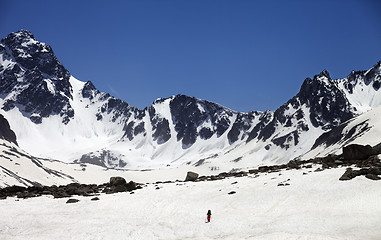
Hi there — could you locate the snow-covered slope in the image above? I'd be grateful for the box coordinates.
[1,166,380,239]
[0,135,218,188]
[1,30,381,173]
[303,104,381,159]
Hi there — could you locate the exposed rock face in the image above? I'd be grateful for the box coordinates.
[76,150,127,169]
[119,94,260,149]
[0,30,73,124]
[297,70,355,129]
[170,95,233,147]
[0,114,17,145]
[245,69,358,151]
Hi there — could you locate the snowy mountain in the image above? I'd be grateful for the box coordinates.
[0,30,380,173]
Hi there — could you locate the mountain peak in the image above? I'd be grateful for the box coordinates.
[1,29,70,79]
[370,61,381,72]
[13,29,35,40]
[317,69,331,79]
[2,30,36,48]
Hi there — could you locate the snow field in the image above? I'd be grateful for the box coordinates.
[0,167,380,240]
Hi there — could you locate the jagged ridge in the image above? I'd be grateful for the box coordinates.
[0,30,380,170]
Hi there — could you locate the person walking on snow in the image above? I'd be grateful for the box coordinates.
[207,210,212,222]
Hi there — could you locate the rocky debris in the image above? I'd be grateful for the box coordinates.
[339,167,381,181]
[197,171,248,182]
[277,179,291,186]
[102,177,139,194]
[185,171,199,181]
[245,144,381,182]
[228,191,236,195]
[277,183,290,187]
[66,198,80,204]
[0,177,141,200]
[91,197,100,201]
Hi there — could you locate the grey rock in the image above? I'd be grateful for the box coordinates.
[109,176,127,186]
[185,171,199,181]
[343,144,376,161]
[66,198,80,204]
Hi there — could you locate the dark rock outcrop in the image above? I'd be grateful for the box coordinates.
[109,176,127,186]
[0,177,142,200]
[0,114,18,145]
[343,144,377,161]
[0,30,73,124]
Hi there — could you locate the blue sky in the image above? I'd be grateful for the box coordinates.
[1,0,380,112]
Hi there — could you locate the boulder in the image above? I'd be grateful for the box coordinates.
[109,177,127,186]
[343,144,376,161]
[365,174,381,181]
[112,185,127,193]
[339,168,359,181]
[248,169,259,174]
[185,171,199,181]
[126,181,137,191]
[52,190,71,198]
[66,198,80,204]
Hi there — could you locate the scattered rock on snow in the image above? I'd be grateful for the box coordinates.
[66,198,80,204]
[339,167,381,181]
[339,168,359,181]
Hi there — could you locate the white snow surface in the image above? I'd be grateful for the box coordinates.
[337,78,381,114]
[0,167,380,240]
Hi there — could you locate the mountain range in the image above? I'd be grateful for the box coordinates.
[0,30,380,186]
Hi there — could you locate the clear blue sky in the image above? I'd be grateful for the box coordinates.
[1,0,380,112]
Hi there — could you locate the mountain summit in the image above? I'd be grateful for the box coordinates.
[0,30,380,171]
[0,30,72,124]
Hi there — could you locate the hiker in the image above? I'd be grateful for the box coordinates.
[207,210,212,222]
